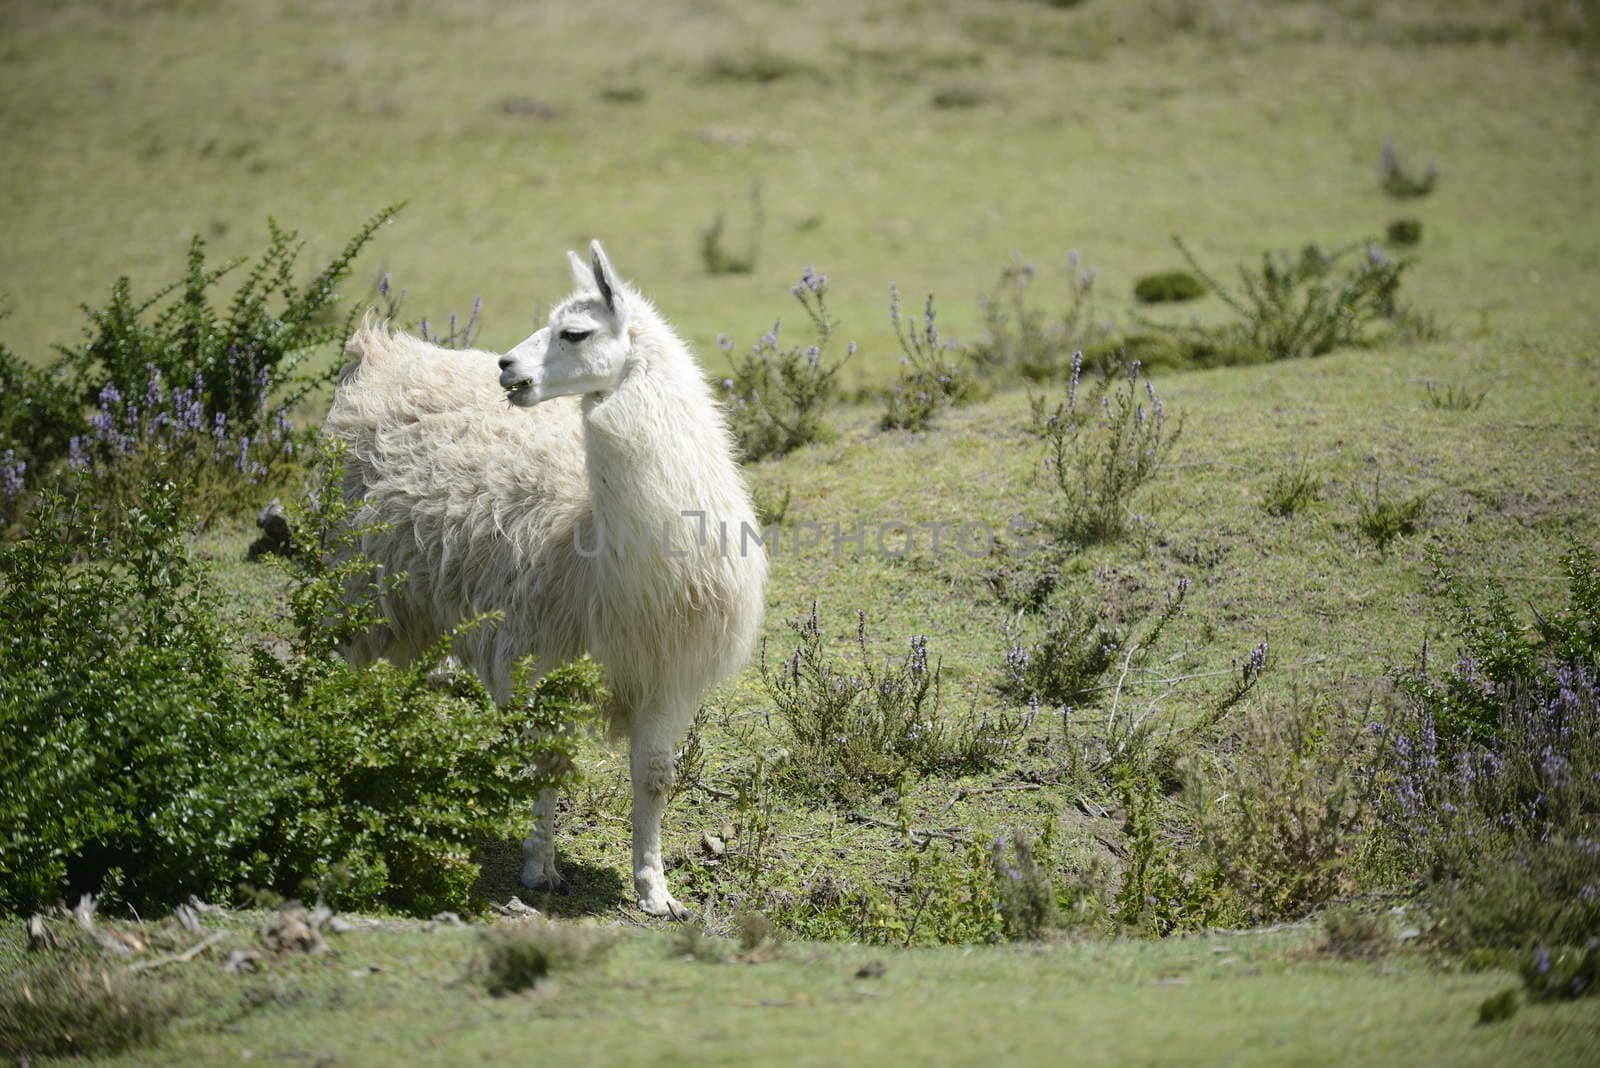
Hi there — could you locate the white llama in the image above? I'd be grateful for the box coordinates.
[325,242,767,917]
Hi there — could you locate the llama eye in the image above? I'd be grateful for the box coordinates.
[559,329,592,343]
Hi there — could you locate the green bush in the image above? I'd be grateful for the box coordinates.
[1353,476,1427,553]
[1149,236,1411,363]
[0,449,598,916]
[1114,769,1238,935]
[1386,218,1423,246]
[1190,692,1386,921]
[0,209,395,527]
[0,330,78,480]
[764,604,1026,803]
[470,922,617,996]
[1133,270,1206,304]
[1260,456,1322,517]
[991,831,1057,941]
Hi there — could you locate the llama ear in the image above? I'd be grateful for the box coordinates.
[589,240,623,316]
[566,250,593,293]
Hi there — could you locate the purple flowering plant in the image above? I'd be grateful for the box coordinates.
[763,602,1028,803]
[1379,546,1600,949]
[972,250,1113,381]
[880,286,983,432]
[1034,355,1181,544]
[720,268,853,461]
[0,208,397,526]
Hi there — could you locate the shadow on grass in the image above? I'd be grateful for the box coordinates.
[472,837,631,919]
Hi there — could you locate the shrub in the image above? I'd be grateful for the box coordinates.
[990,831,1057,941]
[1004,574,1269,784]
[853,804,1010,947]
[972,252,1112,381]
[1190,690,1386,921]
[881,287,983,431]
[1001,593,1125,709]
[1133,270,1205,304]
[700,187,763,276]
[1153,236,1410,363]
[0,209,396,524]
[1035,355,1181,544]
[0,328,78,490]
[1261,456,1322,517]
[0,951,176,1060]
[703,48,820,85]
[720,268,852,461]
[1386,218,1423,246]
[67,208,395,444]
[1422,379,1488,410]
[1114,769,1238,935]
[470,921,617,996]
[764,604,1029,802]
[1379,548,1600,951]
[1379,137,1438,198]
[1353,476,1427,552]
[930,83,989,109]
[65,370,296,526]
[1319,906,1395,960]
[1522,943,1600,1002]
[0,448,598,916]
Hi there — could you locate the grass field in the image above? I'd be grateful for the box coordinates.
[5,915,1600,1067]
[4,0,1600,1063]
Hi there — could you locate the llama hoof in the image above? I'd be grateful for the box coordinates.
[520,867,571,895]
[637,893,691,921]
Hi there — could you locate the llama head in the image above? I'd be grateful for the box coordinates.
[500,241,633,407]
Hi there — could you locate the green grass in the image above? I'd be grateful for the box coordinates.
[4,918,1597,1067]
[2,1,1597,384]
[4,0,1600,1060]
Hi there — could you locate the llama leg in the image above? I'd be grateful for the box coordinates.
[629,724,686,919]
[520,787,568,893]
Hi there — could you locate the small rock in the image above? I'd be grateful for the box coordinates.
[261,905,327,955]
[247,499,292,560]
[71,893,98,930]
[101,926,148,954]
[430,911,466,929]
[701,832,726,857]
[493,896,541,919]
[718,822,736,842]
[26,915,58,952]
[855,960,887,980]
[223,948,261,974]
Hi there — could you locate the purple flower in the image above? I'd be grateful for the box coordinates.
[1,450,25,501]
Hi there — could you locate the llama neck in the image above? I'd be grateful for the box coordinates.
[581,320,751,552]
